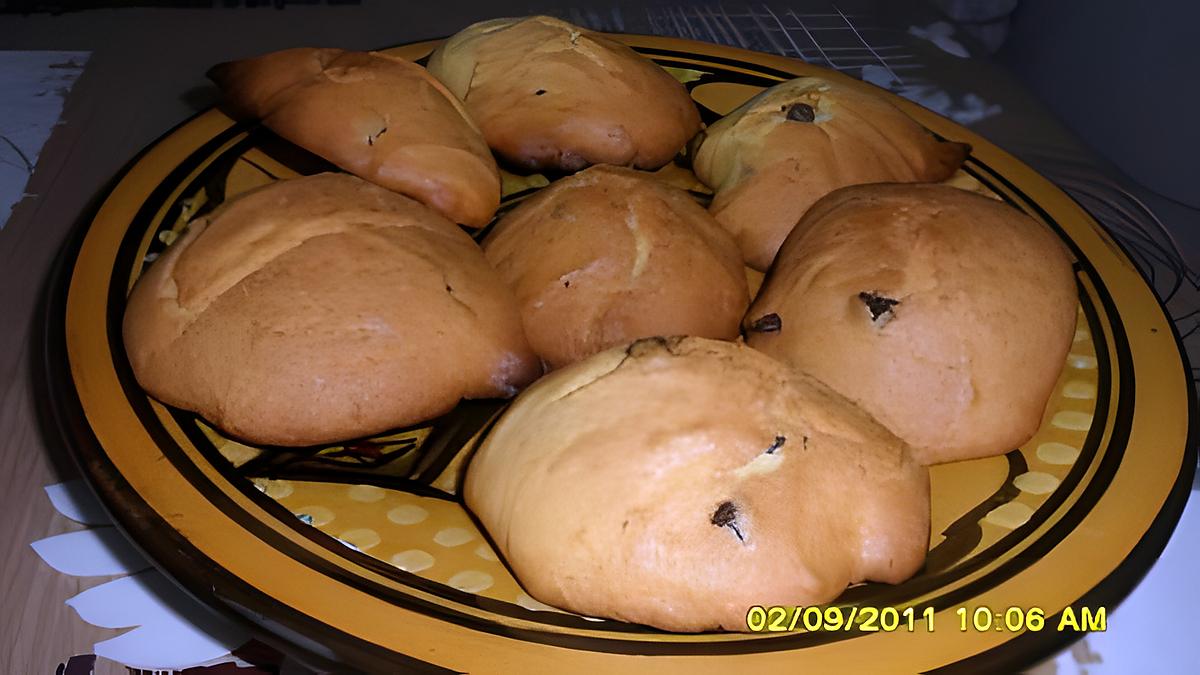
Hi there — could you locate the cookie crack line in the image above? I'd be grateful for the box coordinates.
[554,336,683,402]
[441,272,478,318]
[166,218,455,337]
[624,201,652,283]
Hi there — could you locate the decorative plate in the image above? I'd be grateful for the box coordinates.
[46,36,1195,673]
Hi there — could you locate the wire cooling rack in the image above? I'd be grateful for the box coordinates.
[561,2,920,82]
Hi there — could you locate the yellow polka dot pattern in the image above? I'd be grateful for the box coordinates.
[266,481,534,609]
[930,305,1101,560]
[984,502,1035,529]
[990,308,1097,528]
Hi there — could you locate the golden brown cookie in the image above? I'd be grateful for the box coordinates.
[745,183,1076,464]
[466,336,929,632]
[482,165,749,369]
[209,48,500,227]
[123,173,540,446]
[692,77,969,270]
[426,16,702,172]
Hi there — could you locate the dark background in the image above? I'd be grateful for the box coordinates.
[2,0,1194,235]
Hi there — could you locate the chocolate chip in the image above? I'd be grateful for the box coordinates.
[786,103,816,122]
[563,280,570,288]
[711,501,745,542]
[859,292,900,322]
[765,435,786,454]
[747,313,782,333]
[535,89,547,96]
[367,126,387,146]
[711,501,738,527]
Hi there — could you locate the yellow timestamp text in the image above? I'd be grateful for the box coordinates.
[956,606,1107,633]
[745,605,935,633]
[745,605,1107,633]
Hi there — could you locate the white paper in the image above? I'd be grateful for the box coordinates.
[861,65,1002,126]
[45,480,112,526]
[0,51,90,229]
[94,622,245,671]
[68,571,249,670]
[30,527,151,577]
[908,22,970,58]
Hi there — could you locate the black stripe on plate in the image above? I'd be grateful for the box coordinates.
[924,156,1196,674]
[634,46,798,81]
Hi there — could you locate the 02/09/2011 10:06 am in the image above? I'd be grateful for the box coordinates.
[745,605,1107,633]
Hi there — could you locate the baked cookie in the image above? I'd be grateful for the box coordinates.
[482,165,749,369]
[745,184,1077,464]
[123,173,540,446]
[466,336,929,632]
[691,77,970,270]
[426,16,702,172]
[209,48,500,227]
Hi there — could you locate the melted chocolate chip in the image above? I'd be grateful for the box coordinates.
[711,501,738,527]
[747,313,782,333]
[765,435,786,454]
[786,103,816,122]
[563,280,570,288]
[711,501,745,542]
[535,89,547,96]
[367,126,388,146]
[858,292,900,322]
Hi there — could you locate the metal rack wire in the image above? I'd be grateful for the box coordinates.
[648,3,915,81]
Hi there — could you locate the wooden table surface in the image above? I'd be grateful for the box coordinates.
[0,54,126,673]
